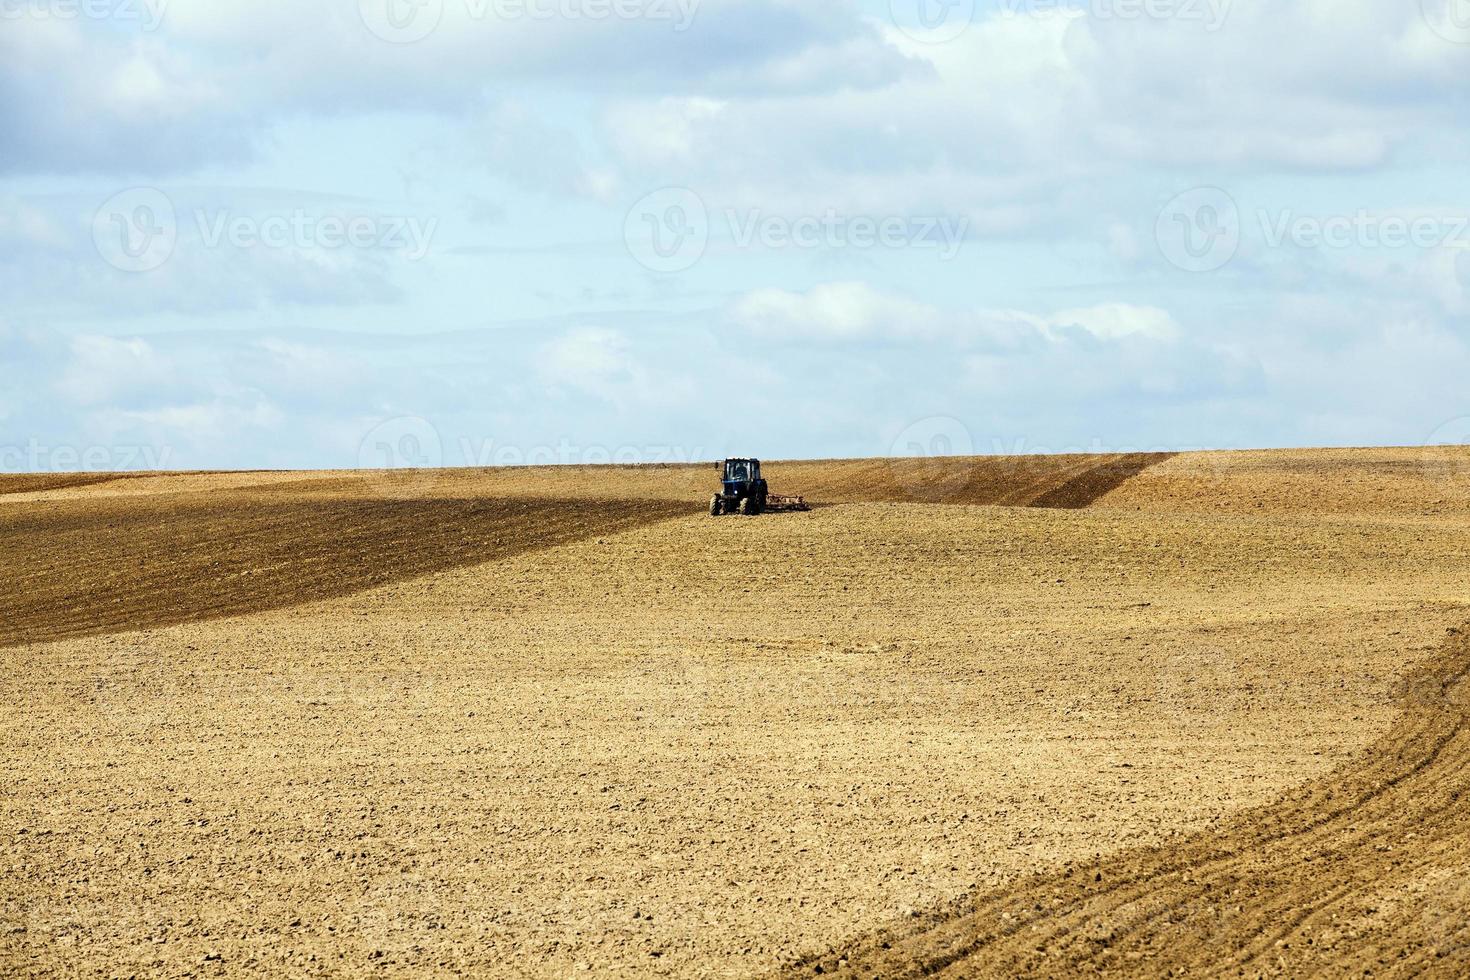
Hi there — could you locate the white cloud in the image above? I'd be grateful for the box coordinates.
[95,398,284,436]
[6,0,1470,467]
[57,335,172,407]
[541,327,635,386]
[1046,303,1179,342]
[598,3,1470,239]
[726,283,1179,346]
[477,103,620,202]
[728,282,944,341]
[0,0,915,176]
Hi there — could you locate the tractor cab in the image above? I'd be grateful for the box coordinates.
[722,458,761,495]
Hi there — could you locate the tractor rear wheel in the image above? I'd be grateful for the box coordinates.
[709,494,723,517]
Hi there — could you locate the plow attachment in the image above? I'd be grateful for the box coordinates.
[762,494,810,513]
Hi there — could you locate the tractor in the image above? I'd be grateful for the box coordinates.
[709,458,809,516]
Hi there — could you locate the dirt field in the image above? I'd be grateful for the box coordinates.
[3,448,1469,977]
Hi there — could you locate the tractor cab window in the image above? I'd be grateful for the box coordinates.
[725,461,751,482]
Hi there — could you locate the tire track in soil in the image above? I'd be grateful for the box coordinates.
[782,626,1470,978]
[0,492,691,650]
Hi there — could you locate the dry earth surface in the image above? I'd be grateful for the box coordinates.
[3,448,1470,978]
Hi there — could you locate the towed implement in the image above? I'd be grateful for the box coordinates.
[709,458,810,517]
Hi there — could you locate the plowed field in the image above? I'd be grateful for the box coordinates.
[4,447,1469,978]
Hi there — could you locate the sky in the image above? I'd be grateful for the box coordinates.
[4,0,1470,471]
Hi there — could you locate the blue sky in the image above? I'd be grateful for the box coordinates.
[4,0,1470,471]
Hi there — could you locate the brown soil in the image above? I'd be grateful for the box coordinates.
[0,473,140,497]
[2,453,1174,510]
[786,628,1470,978]
[1099,446,1470,519]
[0,489,688,648]
[3,449,1469,978]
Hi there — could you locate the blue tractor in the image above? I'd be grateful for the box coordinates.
[709,458,809,517]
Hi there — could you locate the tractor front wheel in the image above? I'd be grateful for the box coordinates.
[737,496,755,516]
[709,494,724,517]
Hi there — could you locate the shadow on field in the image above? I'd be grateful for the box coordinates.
[773,452,1178,508]
[0,492,690,649]
[0,473,142,497]
[1028,452,1179,509]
